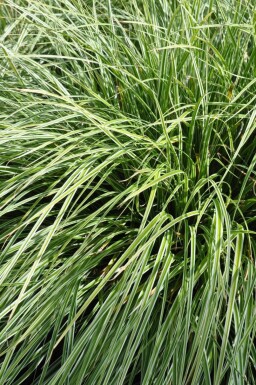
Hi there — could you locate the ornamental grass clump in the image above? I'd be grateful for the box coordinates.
[0,1,255,384]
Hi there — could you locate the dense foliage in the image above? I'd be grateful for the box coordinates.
[0,1,255,384]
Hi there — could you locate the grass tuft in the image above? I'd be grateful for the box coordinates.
[0,1,255,384]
